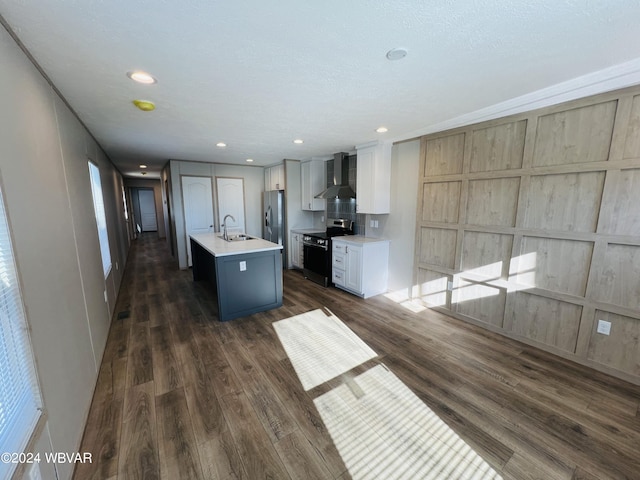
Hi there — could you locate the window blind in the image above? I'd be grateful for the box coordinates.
[0,185,42,480]
[88,161,112,277]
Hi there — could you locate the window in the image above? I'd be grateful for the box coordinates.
[88,162,112,277]
[122,185,129,221]
[0,184,42,480]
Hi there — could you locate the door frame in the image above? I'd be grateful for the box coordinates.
[136,187,158,233]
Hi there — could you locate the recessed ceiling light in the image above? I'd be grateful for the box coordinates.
[246,158,254,162]
[376,126,388,133]
[127,71,157,85]
[386,47,408,61]
[293,139,303,144]
[132,99,155,111]
[139,164,147,168]
[216,142,227,147]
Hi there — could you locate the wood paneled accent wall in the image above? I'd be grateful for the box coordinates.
[414,86,640,384]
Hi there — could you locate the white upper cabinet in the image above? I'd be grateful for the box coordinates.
[301,160,325,211]
[356,141,392,214]
[265,163,286,191]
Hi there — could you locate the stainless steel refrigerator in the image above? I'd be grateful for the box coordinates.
[262,190,286,268]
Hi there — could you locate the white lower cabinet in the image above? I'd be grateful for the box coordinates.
[289,231,304,269]
[332,237,389,298]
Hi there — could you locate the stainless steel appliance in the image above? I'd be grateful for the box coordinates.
[262,190,286,267]
[303,218,353,286]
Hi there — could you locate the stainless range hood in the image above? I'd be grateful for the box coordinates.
[315,152,356,199]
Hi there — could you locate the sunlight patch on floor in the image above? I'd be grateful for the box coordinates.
[385,289,427,313]
[275,308,503,479]
[314,365,503,480]
[273,308,377,390]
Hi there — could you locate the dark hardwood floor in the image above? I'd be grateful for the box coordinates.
[74,234,640,480]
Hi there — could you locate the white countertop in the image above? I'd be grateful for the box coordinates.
[332,235,389,245]
[190,232,282,257]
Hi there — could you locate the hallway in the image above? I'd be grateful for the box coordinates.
[74,235,640,479]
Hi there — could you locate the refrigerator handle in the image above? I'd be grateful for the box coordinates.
[266,205,272,235]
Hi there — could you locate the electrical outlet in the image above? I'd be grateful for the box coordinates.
[370,219,375,227]
[239,261,247,272]
[596,320,611,335]
[374,220,379,228]
[447,281,454,291]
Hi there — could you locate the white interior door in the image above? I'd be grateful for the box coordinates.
[138,189,158,232]
[216,177,245,233]
[182,176,214,266]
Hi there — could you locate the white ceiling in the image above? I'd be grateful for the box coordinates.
[2,1,640,178]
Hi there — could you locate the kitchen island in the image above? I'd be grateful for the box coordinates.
[189,233,283,321]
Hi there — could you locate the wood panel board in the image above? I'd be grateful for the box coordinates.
[622,94,640,158]
[516,237,594,297]
[416,268,451,308]
[118,381,160,480]
[423,132,465,176]
[470,119,527,172]
[587,311,640,377]
[150,324,182,395]
[524,171,605,232]
[590,243,640,310]
[220,390,290,479]
[506,292,582,353]
[597,168,640,236]
[74,391,124,480]
[257,353,348,478]
[274,430,334,480]
[196,432,246,480]
[126,322,153,387]
[421,180,461,223]
[156,388,203,480]
[532,100,617,167]
[453,279,506,327]
[222,339,298,443]
[465,177,520,227]
[461,231,513,280]
[418,227,457,268]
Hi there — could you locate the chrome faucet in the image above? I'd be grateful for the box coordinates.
[222,214,236,240]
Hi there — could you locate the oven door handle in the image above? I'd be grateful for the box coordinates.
[304,243,328,251]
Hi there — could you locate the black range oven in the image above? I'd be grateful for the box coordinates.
[303,218,353,287]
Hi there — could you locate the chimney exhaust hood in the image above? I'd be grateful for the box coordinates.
[315,152,355,199]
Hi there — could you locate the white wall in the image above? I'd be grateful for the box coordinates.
[367,139,420,297]
[0,24,128,480]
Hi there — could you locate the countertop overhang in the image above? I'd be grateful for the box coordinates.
[332,235,389,245]
[190,232,282,257]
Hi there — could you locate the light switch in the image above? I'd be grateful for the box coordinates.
[596,320,611,335]
[239,261,247,272]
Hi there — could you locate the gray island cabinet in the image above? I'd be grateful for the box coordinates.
[189,233,283,321]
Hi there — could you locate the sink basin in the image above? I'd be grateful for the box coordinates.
[218,233,256,242]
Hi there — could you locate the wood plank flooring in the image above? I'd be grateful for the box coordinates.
[74,234,640,479]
